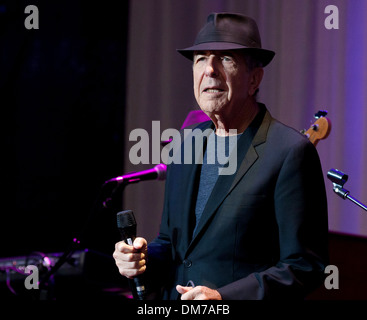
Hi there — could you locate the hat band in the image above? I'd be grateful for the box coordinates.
[195,30,260,49]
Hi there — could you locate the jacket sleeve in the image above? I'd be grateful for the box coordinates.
[143,164,175,297]
[218,139,329,300]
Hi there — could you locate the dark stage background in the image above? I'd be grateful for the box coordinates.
[1,0,128,259]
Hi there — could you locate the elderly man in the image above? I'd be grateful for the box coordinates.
[113,13,329,300]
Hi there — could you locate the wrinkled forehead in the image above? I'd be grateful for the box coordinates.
[193,50,239,57]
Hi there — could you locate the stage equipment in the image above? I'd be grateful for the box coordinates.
[327,168,367,211]
[0,249,129,299]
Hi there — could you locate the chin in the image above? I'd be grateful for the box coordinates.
[198,109,216,119]
[199,103,224,115]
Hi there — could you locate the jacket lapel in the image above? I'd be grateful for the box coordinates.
[185,108,272,255]
[227,110,272,194]
[178,120,214,251]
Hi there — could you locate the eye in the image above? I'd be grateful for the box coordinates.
[222,55,234,62]
[194,55,206,63]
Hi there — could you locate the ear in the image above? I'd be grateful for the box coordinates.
[248,68,264,96]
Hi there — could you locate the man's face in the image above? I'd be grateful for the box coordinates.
[193,50,256,119]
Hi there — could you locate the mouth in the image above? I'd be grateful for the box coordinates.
[203,87,225,93]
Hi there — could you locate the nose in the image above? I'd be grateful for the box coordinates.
[204,56,219,77]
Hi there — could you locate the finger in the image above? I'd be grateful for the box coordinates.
[121,263,147,279]
[113,247,145,262]
[180,286,222,300]
[176,285,194,295]
[116,259,147,278]
[181,286,214,300]
[115,241,134,253]
[120,259,146,271]
[115,253,146,264]
[180,286,199,300]
[114,240,147,257]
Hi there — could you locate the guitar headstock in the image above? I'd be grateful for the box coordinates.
[303,110,332,146]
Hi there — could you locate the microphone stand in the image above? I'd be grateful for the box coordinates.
[328,169,367,212]
[38,238,82,300]
[38,180,124,300]
[38,170,153,299]
[332,185,367,211]
[102,179,139,211]
[40,167,165,300]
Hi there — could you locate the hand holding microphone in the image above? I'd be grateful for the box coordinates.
[113,237,147,278]
[113,210,147,300]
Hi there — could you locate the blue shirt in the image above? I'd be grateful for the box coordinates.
[193,131,242,236]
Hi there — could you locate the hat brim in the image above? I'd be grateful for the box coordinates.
[177,42,275,67]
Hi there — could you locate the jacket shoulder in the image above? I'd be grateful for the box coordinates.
[268,117,313,148]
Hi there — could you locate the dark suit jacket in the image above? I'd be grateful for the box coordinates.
[146,104,329,300]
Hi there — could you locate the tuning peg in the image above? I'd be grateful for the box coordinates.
[314,110,328,118]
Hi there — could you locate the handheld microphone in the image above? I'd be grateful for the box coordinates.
[117,210,146,300]
[104,163,167,185]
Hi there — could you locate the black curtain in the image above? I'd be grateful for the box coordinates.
[1,0,129,258]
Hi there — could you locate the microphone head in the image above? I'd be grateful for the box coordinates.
[117,210,137,229]
[117,210,137,241]
[154,163,167,180]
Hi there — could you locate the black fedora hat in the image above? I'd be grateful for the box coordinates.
[177,12,275,67]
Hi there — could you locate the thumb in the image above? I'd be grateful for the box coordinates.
[133,237,147,251]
